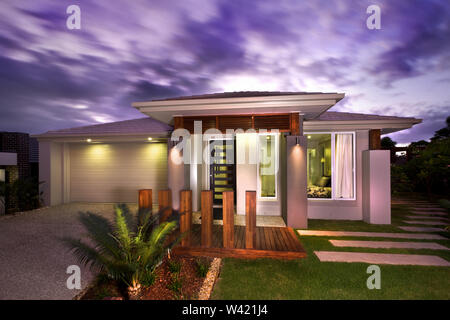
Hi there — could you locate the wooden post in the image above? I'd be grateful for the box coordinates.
[180,190,192,247]
[138,189,152,210]
[245,191,256,249]
[201,190,213,247]
[158,190,172,223]
[222,191,234,249]
[369,129,381,150]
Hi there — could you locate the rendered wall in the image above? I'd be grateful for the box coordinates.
[362,150,391,224]
[307,130,368,220]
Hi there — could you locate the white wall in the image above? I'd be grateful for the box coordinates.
[307,130,369,220]
[362,150,391,224]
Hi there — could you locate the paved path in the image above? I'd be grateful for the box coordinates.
[0,203,131,300]
[329,240,450,250]
[297,230,447,240]
[314,251,450,266]
[406,215,449,221]
[398,226,445,232]
[410,211,447,216]
[403,220,448,226]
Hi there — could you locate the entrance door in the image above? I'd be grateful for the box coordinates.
[209,139,236,219]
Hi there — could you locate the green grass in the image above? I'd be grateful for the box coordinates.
[211,204,450,300]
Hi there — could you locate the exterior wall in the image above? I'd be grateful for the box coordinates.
[39,141,63,206]
[362,150,391,224]
[0,132,30,179]
[307,130,369,220]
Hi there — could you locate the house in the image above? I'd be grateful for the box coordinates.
[0,132,39,214]
[34,92,421,228]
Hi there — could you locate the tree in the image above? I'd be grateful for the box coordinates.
[431,116,450,141]
[381,136,397,149]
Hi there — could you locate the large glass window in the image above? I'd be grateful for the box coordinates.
[307,132,355,200]
[258,134,278,199]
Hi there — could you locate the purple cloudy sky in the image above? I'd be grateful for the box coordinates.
[0,0,449,143]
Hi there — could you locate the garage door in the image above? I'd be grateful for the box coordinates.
[70,142,167,203]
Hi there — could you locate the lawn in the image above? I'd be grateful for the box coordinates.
[211,204,450,300]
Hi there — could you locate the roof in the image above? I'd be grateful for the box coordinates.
[34,110,421,139]
[35,117,172,138]
[152,91,329,101]
[315,111,418,122]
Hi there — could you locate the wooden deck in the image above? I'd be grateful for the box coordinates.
[172,224,306,260]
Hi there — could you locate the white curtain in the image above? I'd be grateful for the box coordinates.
[335,134,354,198]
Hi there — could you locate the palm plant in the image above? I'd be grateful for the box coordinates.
[63,204,183,295]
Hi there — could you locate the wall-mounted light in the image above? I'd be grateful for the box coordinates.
[86,138,92,143]
[296,137,300,145]
[307,135,311,139]
[148,137,153,141]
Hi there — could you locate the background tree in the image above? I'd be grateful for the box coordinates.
[381,136,397,149]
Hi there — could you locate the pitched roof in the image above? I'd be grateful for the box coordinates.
[37,117,172,137]
[152,91,331,101]
[315,111,419,122]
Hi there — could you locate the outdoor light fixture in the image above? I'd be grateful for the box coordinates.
[86,138,92,143]
[307,135,311,139]
[296,137,300,145]
[148,137,153,141]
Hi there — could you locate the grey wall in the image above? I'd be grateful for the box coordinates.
[307,130,369,220]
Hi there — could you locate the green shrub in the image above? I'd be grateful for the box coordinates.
[195,258,210,278]
[168,259,182,274]
[438,199,450,212]
[167,273,183,293]
[63,204,183,291]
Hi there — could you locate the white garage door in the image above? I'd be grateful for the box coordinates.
[70,142,167,203]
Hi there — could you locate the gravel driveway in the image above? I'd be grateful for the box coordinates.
[0,203,137,300]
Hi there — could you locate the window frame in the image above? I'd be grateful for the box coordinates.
[305,131,356,201]
[256,132,279,201]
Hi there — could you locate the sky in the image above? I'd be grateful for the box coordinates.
[0,0,449,144]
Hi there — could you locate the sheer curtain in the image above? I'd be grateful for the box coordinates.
[335,134,354,198]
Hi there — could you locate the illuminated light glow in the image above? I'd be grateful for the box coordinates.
[86,138,92,143]
[307,135,311,139]
[148,137,153,141]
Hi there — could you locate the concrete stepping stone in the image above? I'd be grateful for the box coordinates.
[314,251,450,266]
[297,230,447,240]
[403,220,448,226]
[398,226,445,232]
[406,215,449,221]
[411,211,447,216]
[329,240,450,250]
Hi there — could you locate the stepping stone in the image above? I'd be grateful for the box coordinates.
[297,230,447,240]
[411,211,447,216]
[403,220,448,226]
[329,240,450,251]
[314,251,450,266]
[406,215,449,221]
[398,226,445,232]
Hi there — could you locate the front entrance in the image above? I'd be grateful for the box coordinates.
[209,139,236,219]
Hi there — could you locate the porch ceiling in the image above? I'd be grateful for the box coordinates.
[133,92,345,124]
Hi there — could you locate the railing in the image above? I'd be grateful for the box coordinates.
[138,188,258,249]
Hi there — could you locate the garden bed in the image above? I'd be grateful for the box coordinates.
[80,255,214,300]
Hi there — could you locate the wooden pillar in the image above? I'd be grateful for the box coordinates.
[138,189,152,210]
[245,191,256,249]
[369,129,381,150]
[201,190,213,247]
[222,191,234,249]
[179,190,192,247]
[158,190,172,223]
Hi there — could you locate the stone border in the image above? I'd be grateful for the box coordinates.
[0,206,50,221]
[198,257,222,300]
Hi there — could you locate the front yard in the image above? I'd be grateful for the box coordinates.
[211,204,450,300]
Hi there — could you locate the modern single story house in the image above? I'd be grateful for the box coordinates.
[34,92,421,228]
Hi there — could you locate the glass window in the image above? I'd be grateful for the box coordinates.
[258,134,277,199]
[306,132,355,200]
[307,134,332,198]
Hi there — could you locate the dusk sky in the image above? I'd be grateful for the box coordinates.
[0,0,449,144]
